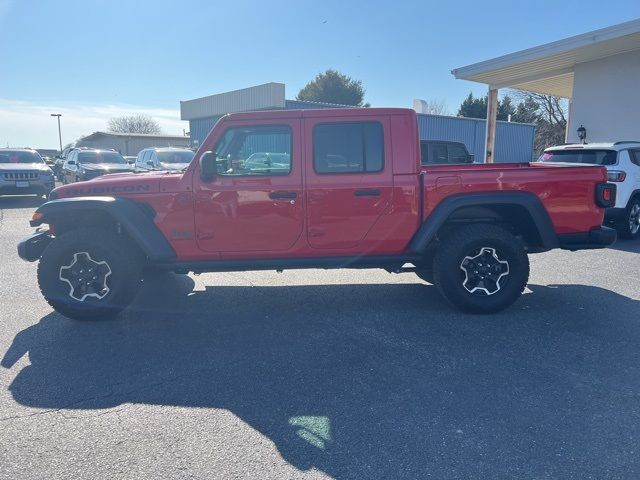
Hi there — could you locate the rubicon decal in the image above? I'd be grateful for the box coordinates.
[67,184,152,195]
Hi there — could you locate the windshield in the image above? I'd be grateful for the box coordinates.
[0,150,43,164]
[157,150,194,164]
[538,149,617,165]
[78,151,127,164]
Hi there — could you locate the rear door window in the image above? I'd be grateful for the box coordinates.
[313,122,384,174]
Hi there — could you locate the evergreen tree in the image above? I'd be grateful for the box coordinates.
[297,70,367,106]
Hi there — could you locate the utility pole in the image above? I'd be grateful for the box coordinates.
[50,113,62,153]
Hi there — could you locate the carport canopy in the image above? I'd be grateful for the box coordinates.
[451,18,640,161]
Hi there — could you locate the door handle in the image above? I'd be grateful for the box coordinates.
[353,189,381,197]
[269,191,297,199]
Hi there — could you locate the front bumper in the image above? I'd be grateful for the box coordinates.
[558,226,617,251]
[17,231,53,262]
[0,179,55,196]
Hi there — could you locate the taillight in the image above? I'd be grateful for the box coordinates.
[595,183,616,208]
[607,170,626,182]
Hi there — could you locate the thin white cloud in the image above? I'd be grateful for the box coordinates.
[0,99,187,149]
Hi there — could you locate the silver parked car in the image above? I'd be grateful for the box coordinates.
[0,149,56,198]
[135,147,195,172]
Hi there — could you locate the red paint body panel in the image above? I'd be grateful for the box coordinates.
[50,108,608,261]
[421,163,607,234]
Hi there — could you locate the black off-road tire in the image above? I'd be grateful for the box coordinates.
[415,266,435,284]
[617,197,640,240]
[37,227,143,320]
[432,224,529,314]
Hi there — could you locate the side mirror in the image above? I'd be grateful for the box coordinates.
[146,161,155,167]
[199,151,217,182]
[468,154,475,163]
[67,160,76,166]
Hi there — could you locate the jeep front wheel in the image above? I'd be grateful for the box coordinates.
[37,227,142,320]
[432,224,530,313]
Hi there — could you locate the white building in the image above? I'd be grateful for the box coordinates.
[452,18,640,160]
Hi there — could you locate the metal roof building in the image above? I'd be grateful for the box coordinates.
[180,82,536,162]
[76,131,190,156]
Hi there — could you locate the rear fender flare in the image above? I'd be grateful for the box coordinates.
[408,192,559,253]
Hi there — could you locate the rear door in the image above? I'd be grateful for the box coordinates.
[304,116,393,250]
[193,120,304,254]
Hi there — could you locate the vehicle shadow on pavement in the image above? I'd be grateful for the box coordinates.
[608,239,640,253]
[3,276,640,478]
[0,195,46,210]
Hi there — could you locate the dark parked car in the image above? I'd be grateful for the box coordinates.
[420,140,474,165]
[62,149,133,184]
[135,147,195,172]
[0,148,55,197]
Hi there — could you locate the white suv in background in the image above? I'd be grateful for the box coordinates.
[539,142,640,240]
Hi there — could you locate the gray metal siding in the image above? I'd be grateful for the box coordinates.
[284,100,353,110]
[189,116,222,147]
[181,83,286,120]
[417,114,535,162]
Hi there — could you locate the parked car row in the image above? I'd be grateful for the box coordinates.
[50,147,196,185]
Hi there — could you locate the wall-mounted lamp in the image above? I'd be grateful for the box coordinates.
[577,125,587,144]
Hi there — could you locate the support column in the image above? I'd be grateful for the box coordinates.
[484,87,498,163]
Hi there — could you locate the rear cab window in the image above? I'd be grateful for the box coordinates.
[420,141,472,165]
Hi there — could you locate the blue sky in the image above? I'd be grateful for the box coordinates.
[1,0,638,147]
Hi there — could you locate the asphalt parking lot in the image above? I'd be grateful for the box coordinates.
[1,195,640,480]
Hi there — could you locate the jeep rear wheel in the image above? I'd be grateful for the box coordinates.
[432,224,529,313]
[618,198,640,240]
[37,227,142,320]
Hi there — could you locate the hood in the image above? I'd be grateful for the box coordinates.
[79,163,134,172]
[52,170,171,198]
[0,163,52,172]
[159,162,190,171]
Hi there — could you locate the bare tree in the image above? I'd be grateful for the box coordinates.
[107,114,162,135]
[510,90,568,156]
[416,98,450,115]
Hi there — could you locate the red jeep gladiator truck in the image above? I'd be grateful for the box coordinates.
[18,108,616,320]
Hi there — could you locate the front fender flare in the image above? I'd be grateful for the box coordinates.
[30,196,176,262]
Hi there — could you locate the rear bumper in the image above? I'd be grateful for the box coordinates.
[558,226,617,251]
[17,231,53,262]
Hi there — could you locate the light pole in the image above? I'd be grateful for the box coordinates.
[50,113,62,153]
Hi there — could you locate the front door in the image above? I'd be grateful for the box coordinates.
[194,120,303,254]
[304,117,393,250]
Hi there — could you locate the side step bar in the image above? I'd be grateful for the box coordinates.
[153,255,423,274]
